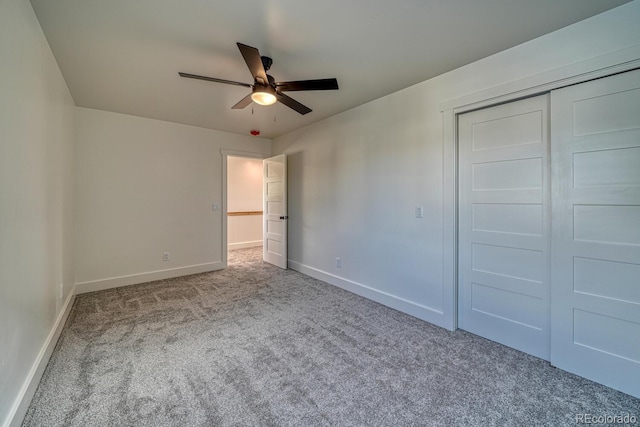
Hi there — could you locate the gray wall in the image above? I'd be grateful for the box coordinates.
[0,0,75,423]
[273,1,640,329]
[74,107,271,292]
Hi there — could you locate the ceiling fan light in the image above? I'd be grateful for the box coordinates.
[251,91,277,106]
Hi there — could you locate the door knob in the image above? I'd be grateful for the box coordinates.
[279,216,289,220]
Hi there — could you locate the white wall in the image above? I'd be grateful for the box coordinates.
[227,156,263,250]
[273,1,640,330]
[74,108,270,292]
[0,0,76,425]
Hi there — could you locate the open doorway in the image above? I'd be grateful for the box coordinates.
[226,155,264,258]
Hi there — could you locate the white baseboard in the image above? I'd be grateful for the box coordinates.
[75,261,225,294]
[5,288,76,427]
[228,241,262,251]
[288,260,448,329]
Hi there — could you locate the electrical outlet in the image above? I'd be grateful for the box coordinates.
[415,206,424,218]
[336,257,342,268]
[163,251,170,262]
[212,203,220,211]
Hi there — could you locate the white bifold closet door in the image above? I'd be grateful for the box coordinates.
[458,94,551,360]
[550,69,640,398]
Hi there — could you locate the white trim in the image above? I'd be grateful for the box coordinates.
[288,260,448,328]
[220,149,266,159]
[441,44,640,332]
[5,288,76,427]
[441,110,457,332]
[440,44,640,113]
[75,262,224,294]
[228,240,262,250]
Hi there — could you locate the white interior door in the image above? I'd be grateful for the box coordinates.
[263,154,288,269]
[458,94,551,360]
[550,69,640,398]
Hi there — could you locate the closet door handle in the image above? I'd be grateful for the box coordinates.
[279,216,289,220]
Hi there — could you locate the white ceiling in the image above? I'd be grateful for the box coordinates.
[30,0,630,139]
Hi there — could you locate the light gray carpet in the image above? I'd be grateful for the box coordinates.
[23,247,638,426]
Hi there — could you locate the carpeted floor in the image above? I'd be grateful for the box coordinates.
[23,247,638,426]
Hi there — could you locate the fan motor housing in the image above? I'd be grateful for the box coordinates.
[266,74,276,87]
[261,56,273,72]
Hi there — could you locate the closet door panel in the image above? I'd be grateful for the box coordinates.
[550,69,640,398]
[458,94,551,360]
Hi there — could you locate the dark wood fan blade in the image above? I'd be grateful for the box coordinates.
[276,92,312,115]
[276,78,339,92]
[231,93,253,109]
[237,43,268,85]
[178,72,252,88]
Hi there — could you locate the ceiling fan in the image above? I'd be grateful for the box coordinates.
[179,43,339,115]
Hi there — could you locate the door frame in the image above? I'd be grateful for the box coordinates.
[221,149,266,267]
[440,46,640,331]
